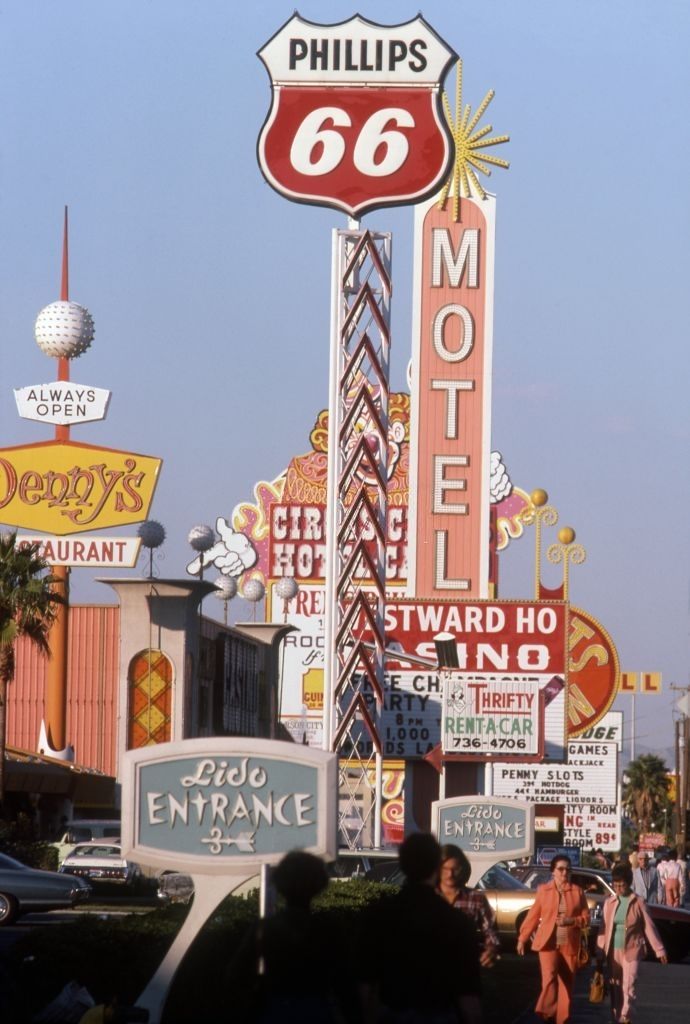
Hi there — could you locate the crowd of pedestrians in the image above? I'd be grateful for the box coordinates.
[227,837,683,1024]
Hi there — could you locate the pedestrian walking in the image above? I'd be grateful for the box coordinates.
[631,852,660,903]
[359,832,481,1024]
[659,850,683,907]
[516,854,590,1024]
[438,844,501,968]
[228,850,347,1023]
[596,862,667,1024]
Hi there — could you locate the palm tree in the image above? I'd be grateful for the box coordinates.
[622,753,671,835]
[0,533,63,808]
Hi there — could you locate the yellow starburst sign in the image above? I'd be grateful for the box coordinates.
[439,60,510,219]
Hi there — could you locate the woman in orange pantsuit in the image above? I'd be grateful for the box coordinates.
[517,855,590,1024]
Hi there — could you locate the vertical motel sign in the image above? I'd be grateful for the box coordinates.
[407,193,496,599]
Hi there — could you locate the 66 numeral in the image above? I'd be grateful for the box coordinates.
[289,107,415,177]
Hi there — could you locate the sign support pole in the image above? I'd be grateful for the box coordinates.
[43,208,72,757]
[323,228,391,849]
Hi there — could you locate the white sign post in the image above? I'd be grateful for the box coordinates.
[121,739,337,1024]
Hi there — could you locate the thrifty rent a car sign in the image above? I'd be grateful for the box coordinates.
[257,14,457,217]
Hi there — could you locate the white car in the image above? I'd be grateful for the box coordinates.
[52,820,122,868]
[59,841,141,888]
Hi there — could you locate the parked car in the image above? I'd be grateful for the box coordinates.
[157,871,195,905]
[511,863,690,962]
[0,851,91,925]
[59,841,141,889]
[157,849,401,905]
[365,860,602,951]
[52,819,121,867]
[328,849,398,880]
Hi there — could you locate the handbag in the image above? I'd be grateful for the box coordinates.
[577,929,589,966]
[589,969,605,1004]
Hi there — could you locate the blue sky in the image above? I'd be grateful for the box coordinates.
[1,1,688,759]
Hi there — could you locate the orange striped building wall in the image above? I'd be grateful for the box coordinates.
[9,604,120,777]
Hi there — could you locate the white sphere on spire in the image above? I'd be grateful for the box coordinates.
[35,300,94,359]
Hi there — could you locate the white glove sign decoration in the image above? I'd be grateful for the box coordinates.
[186,517,258,578]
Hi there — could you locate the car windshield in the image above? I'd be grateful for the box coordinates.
[71,845,121,858]
[478,865,530,890]
[0,852,28,871]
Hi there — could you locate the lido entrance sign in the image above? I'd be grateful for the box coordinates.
[122,738,337,1023]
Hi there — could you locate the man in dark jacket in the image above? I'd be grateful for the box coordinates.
[359,832,481,1024]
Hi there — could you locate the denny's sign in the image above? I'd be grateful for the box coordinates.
[0,440,161,534]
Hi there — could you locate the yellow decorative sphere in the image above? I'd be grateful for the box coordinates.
[531,488,548,507]
[558,527,576,545]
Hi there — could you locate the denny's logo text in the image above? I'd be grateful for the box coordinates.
[0,441,162,534]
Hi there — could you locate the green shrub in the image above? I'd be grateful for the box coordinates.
[2,881,395,1022]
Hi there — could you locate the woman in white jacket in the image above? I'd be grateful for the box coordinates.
[597,863,667,1024]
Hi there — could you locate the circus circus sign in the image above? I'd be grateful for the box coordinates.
[257,14,456,217]
[222,395,531,589]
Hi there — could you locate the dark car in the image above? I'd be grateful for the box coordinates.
[329,849,398,880]
[511,863,690,962]
[0,851,92,925]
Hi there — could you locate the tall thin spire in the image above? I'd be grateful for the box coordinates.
[58,207,70,387]
[60,206,69,302]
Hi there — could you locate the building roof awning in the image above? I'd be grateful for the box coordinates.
[6,746,116,803]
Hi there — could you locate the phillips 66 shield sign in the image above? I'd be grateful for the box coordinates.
[257,14,457,217]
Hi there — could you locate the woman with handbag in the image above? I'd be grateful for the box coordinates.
[516,855,590,1024]
[596,862,667,1024]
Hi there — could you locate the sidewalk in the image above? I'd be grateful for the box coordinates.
[516,960,690,1024]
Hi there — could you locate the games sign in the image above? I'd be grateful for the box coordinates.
[491,737,618,805]
[257,14,456,217]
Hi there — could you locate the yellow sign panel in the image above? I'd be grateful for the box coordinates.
[0,440,162,535]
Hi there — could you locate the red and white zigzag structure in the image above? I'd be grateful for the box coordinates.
[324,229,391,848]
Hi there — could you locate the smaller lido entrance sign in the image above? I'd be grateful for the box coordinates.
[122,739,337,1023]
[432,796,534,886]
